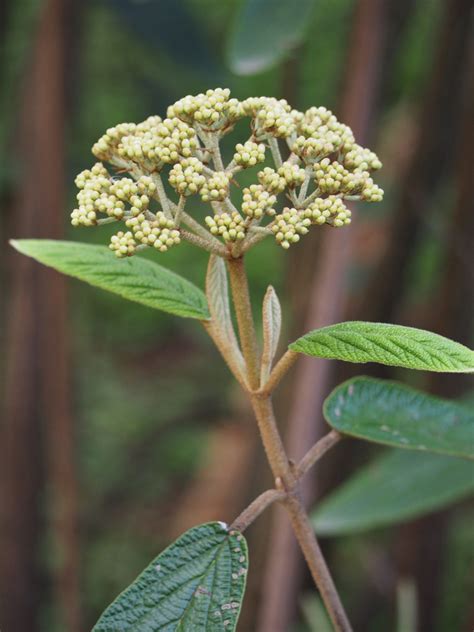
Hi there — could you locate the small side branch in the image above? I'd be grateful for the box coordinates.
[296,430,343,478]
[230,489,285,532]
[258,349,298,394]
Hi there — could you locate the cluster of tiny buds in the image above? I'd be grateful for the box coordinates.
[258,167,287,194]
[233,141,266,167]
[302,197,352,228]
[277,162,306,188]
[167,88,243,132]
[72,88,384,257]
[200,172,230,202]
[205,212,247,242]
[271,197,352,249]
[71,165,156,227]
[242,97,298,138]
[124,211,180,254]
[168,157,206,196]
[272,208,311,249]
[241,184,276,219]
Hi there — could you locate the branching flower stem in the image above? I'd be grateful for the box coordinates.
[224,255,352,632]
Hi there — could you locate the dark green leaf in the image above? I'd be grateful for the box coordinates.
[313,450,474,535]
[290,321,474,373]
[94,522,248,631]
[324,377,474,459]
[227,0,316,75]
[11,240,210,320]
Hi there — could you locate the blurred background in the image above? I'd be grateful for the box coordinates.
[1,0,473,630]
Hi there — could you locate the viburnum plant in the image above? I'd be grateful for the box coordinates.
[12,88,474,632]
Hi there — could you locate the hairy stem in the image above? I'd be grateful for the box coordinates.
[224,255,352,632]
[230,489,285,532]
[180,230,227,256]
[226,257,261,390]
[284,496,352,632]
[267,135,283,168]
[258,349,298,395]
[296,430,342,478]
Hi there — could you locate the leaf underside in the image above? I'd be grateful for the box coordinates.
[11,240,210,320]
[290,321,474,373]
[93,522,248,631]
[324,377,474,459]
[313,449,474,535]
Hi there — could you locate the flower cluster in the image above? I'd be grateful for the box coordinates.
[233,141,266,167]
[205,212,247,242]
[71,88,384,256]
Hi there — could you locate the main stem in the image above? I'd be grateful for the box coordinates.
[226,256,352,632]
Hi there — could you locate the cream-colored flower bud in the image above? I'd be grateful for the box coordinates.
[169,157,206,196]
[200,171,230,202]
[233,141,266,167]
[205,212,247,242]
[109,231,137,257]
[361,179,384,202]
[258,167,287,194]
[302,196,351,227]
[343,144,382,171]
[277,161,306,188]
[271,207,311,249]
[241,184,276,219]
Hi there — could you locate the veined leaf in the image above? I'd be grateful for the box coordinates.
[11,240,210,320]
[324,377,474,459]
[313,450,474,535]
[261,286,282,383]
[93,522,248,631]
[290,321,474,373]
[206,255,244,371]
[227,0,316,75]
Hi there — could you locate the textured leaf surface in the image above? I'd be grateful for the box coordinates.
[324,377,474,458]
[290,321,474,372]
[206,255,244,370]
[261,286,282,382]
[227,0,315,75]
[93,522,248,631]
[11,240,210,320]
[313,450,474,535]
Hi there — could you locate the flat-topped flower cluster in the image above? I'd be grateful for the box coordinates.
[71,88,383,257]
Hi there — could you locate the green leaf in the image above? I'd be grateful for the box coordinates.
[324,377,474,459]
[93,522,248,631]
[290,321,474,373]
[261,285,282,382]
[227,0,316,75]
[11,240,210,320]
[312,450,474,535]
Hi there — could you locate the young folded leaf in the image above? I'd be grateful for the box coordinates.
[93,522,248,631]
[323,377,474,459]
[290,321,474,372]
[206,255,245,373]
[312,449,474,535]
[260,286,282,383]
[11,240,210,320]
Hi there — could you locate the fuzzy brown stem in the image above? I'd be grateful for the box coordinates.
[258,349,299,395]
[227,257,261,390]
[297,430,343,479]
[225,255,352,631]
[231,489,285,532]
